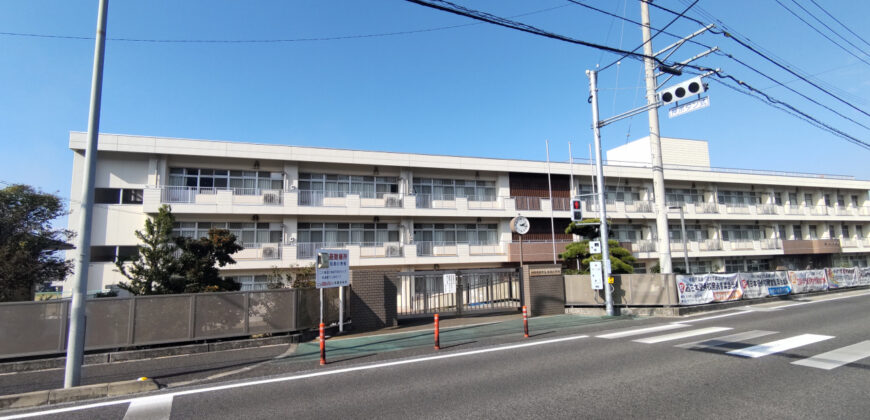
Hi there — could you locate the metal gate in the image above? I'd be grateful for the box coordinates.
[397,268,521,319]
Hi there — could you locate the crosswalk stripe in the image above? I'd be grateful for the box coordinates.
[792,340,870,370]
[727,334,833,358]
[596,323,688,339]
[676,330,778,350]
[633,327,733,344]
[123,394,173,420]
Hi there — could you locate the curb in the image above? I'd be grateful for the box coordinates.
[0,378,158,410]
[0,334,301,374]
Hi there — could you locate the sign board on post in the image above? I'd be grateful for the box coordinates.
[443,273,457,294]
[668,96,710,119]
[590,261,603,290]
[590,241,601,254]
[315,249,350,289]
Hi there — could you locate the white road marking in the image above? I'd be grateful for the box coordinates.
[0,334,589,419]
[681,310,752,323]
[792,340,870,370]
[595,323,689,339]
[727,334,833,358]
[122,394,173,420]
[633,327,733,344]
[676,330,778,350]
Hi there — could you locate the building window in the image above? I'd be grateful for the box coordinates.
[842,225,850,238]
[828,225,836,239]
[724,259,744,273]
[90,246,117,262]
[169,168,282,194]
[804,193,814,206]
[857,225,865,238]
[774,193,782,205]
[669,225,708,241]
[631,262,648,273]
[824,194,832,207]
[717,190,757,206]
[229,275,271,291]
[414,223,498,245]
[667,188,702,205]
[299,173,399,199]
[837,195,845,206]
[298,222,400,245]
[611,224,643,242]
[174,221,282,246]
[808,225,818,239]
[793,224,802,240]
[777,225,787,240]
[94,188,120,204]
[851,195,859,207]
[413,178,495,201]
[721,225,763,241]
[788,193,798,206]
[673,260,710,274]
[121,189,143,204]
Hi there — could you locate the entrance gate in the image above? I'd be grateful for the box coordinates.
[397,268,521,319]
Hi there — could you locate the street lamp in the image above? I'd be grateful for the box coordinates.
[668,205,691,274]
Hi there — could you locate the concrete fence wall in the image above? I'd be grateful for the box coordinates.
[0,288,343,360]
[564,274,679,306]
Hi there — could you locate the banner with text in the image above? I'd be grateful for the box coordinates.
[857,267,870,286]
[676,273,742,305]
[738,271,791,299]
[787,269,828,294]
[826,267,860,289]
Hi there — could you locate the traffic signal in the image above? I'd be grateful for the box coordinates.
[571,198,583,221]
[658,76,707,104]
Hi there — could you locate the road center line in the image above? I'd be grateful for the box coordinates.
[0,334,589,419]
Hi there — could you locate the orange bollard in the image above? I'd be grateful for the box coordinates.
[319,322,326,365]
[434,313,440,350]
[522,306,529,338]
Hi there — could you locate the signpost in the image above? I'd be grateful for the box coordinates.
[590,261,604,290]
[668,96,710,119]
[316,249,350,331]
[443,273,457,294]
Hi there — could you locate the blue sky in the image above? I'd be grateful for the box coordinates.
[2,0,870,210]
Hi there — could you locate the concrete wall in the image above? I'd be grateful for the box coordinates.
[350,270,399,331]
[606,137,711,168]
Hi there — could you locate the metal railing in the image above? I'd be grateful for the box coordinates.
[415,241,459,257]
[551,197,570,211]
[160,186,284,204]
[415,193,457,209]
[626,201,654,213]
[161,186,198,203]
[756,204,777,215]
[469,242,505,256]
[841,239,858,248]
[359,242,404,258]
[634,240,657,252]
[808,206,829,216]
[694,203,719,214]
[295,242,346,259]
[728,240,756,250]
[725,204,751,214]
[701,239,722,251]
[785,206,804,215]
[760,238,782,249]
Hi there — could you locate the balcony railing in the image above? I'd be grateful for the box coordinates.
[760,239,782,249]
[551,197,570,211]
[160,186,282,205]
[513,196,542,211]
[415,241,459,257]
[756,204,777,215]
[358,242,403,258]
[808,206,829,216]
[728,240,756,250]
[841,239,857,248]
[785,205,804,215]
[468,242,506,256]
[625,201,654,213]
[415,193,457,209]
[234,243,282,260]
[700,239,722,251]
[162,186,198,203]
[725,204,751,214]
[694,203,719,214]
[633,240,657,252]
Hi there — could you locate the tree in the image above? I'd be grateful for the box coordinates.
[115,205,181,295]
[174,228,243,293]
[0,184,73,302]
[561,219,635,274]
[269,263,316,289]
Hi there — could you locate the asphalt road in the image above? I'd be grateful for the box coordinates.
[4,290,870,419]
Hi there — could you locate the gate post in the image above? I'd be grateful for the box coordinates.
[455,274,464,316]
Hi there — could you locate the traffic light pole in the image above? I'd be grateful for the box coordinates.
[585,69,614,316]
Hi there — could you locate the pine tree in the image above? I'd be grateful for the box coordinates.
[174,228,243,293]
[115,205,181,295]
[561,219,636,274]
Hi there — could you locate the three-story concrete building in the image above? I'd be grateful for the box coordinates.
[65,132,870,294]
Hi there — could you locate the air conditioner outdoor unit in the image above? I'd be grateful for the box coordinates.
[385,243,402,257]
[384,194,402,208]
[262,245,279,259]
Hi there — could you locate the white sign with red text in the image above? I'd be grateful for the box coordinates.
[315,249,350,289]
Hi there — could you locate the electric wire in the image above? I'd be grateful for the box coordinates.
[807,0,870,49]
[787,0,870,59]
[774,0,870,68]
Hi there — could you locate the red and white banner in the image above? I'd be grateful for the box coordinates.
[787,270,828,294]
[676,273,742,305]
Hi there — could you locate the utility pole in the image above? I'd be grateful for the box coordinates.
[586,69,614,316]
[641,0,673,274]
[65,0,109,389]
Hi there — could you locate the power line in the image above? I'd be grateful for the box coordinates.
[788,0,870,59]
[807,0,870,50]
[402,0,680,67]
[773,0,870,68]
[0,4,570,44]
[598,0,699,71]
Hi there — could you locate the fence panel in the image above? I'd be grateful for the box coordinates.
[0,301,66,358]
[248,290,297,333]
[194,293,247,339]
[85,298,132,349]
[133,295,194,345]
